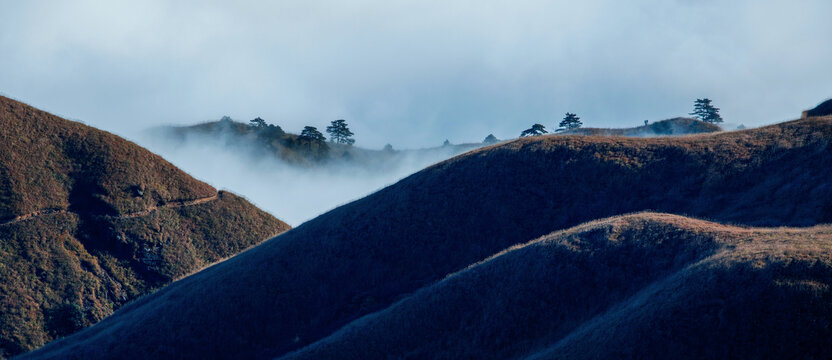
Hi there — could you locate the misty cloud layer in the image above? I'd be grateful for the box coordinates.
[2,0,831,149]
[138,130,474,225]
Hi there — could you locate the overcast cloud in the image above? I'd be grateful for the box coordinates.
[2,0,831,148]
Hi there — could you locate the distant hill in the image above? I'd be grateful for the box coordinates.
[0,96,290,358]
[558,117,721,136]
[804,99,832,118]
[152,118,482,169]
[23,115,832,359]
[284,213,832,359]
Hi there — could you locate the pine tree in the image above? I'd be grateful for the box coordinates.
[300,126,326,142]
[325,119,355,145]
[559,113,582,130]
[483,134,499,144]
[520,124,547,137]
[249,117,267,129]
[689,98,723,124]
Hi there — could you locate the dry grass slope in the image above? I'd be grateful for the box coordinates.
[0,96,290,358]
[283,213,832,359]
[22,115,832,359]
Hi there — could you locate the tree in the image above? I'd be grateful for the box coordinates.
[296,126,329,160]
[325,119,355,145]
[483,134,499,145]
[520,124,548,137]
[443,139,451,146]
[383,143,394,152]
[689,98,723,124]
[559,113,582,130]
[300,126,326,142]
[249,117,267,129]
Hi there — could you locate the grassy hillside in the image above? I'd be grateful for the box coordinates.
[22,115,832,359]
[558,117,722,136]
[283,213,832,359]
[0,96,290,358]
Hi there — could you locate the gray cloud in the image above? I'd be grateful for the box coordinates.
[2,0,831,149]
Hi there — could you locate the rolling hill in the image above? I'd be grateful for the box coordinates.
[0,96,290,358]
[557,117,722,136]
[283,213,832,359]
[20,113,832,359]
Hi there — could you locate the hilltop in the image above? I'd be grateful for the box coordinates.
[22,114,832,359]
[557,117,722,136]
[152,118,482,169]
[803,98,832,118]
[0,96,290,358]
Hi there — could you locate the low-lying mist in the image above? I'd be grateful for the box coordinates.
[136,130,479,226]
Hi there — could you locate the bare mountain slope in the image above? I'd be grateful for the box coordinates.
[22,116,832,359]
[284,213,832,359]
[0,96,290,358]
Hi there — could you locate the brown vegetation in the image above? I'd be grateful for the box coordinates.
[284,213,832,359]
[0,96,290,358]
[21,114,832,359]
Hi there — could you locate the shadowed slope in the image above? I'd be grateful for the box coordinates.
[283,213,832,359]
[23,116,832,359]
[558,117,721,137]
[0,96,290,358]
[805,99,832,118]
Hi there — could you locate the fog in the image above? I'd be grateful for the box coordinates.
[137,129,476,226]
[2,1,832,149]
[3,0,832,224]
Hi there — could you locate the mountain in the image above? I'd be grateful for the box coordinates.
[558,117,722,136]
[22,115,832,359]
[0,96,290,358]
[284,213,832,359]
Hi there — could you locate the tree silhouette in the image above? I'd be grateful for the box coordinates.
[483,134,499,144]
[690,98,723,124]
[520,124,547,137]
[249,117,267,129]
[559,113,582,130]
[325,119,355,145]
[300,126,326,142]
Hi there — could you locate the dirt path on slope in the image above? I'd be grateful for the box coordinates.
[0,193,220,226]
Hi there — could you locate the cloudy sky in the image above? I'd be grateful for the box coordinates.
[2,0,831,148]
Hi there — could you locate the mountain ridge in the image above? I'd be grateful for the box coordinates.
[21,114,832,359]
